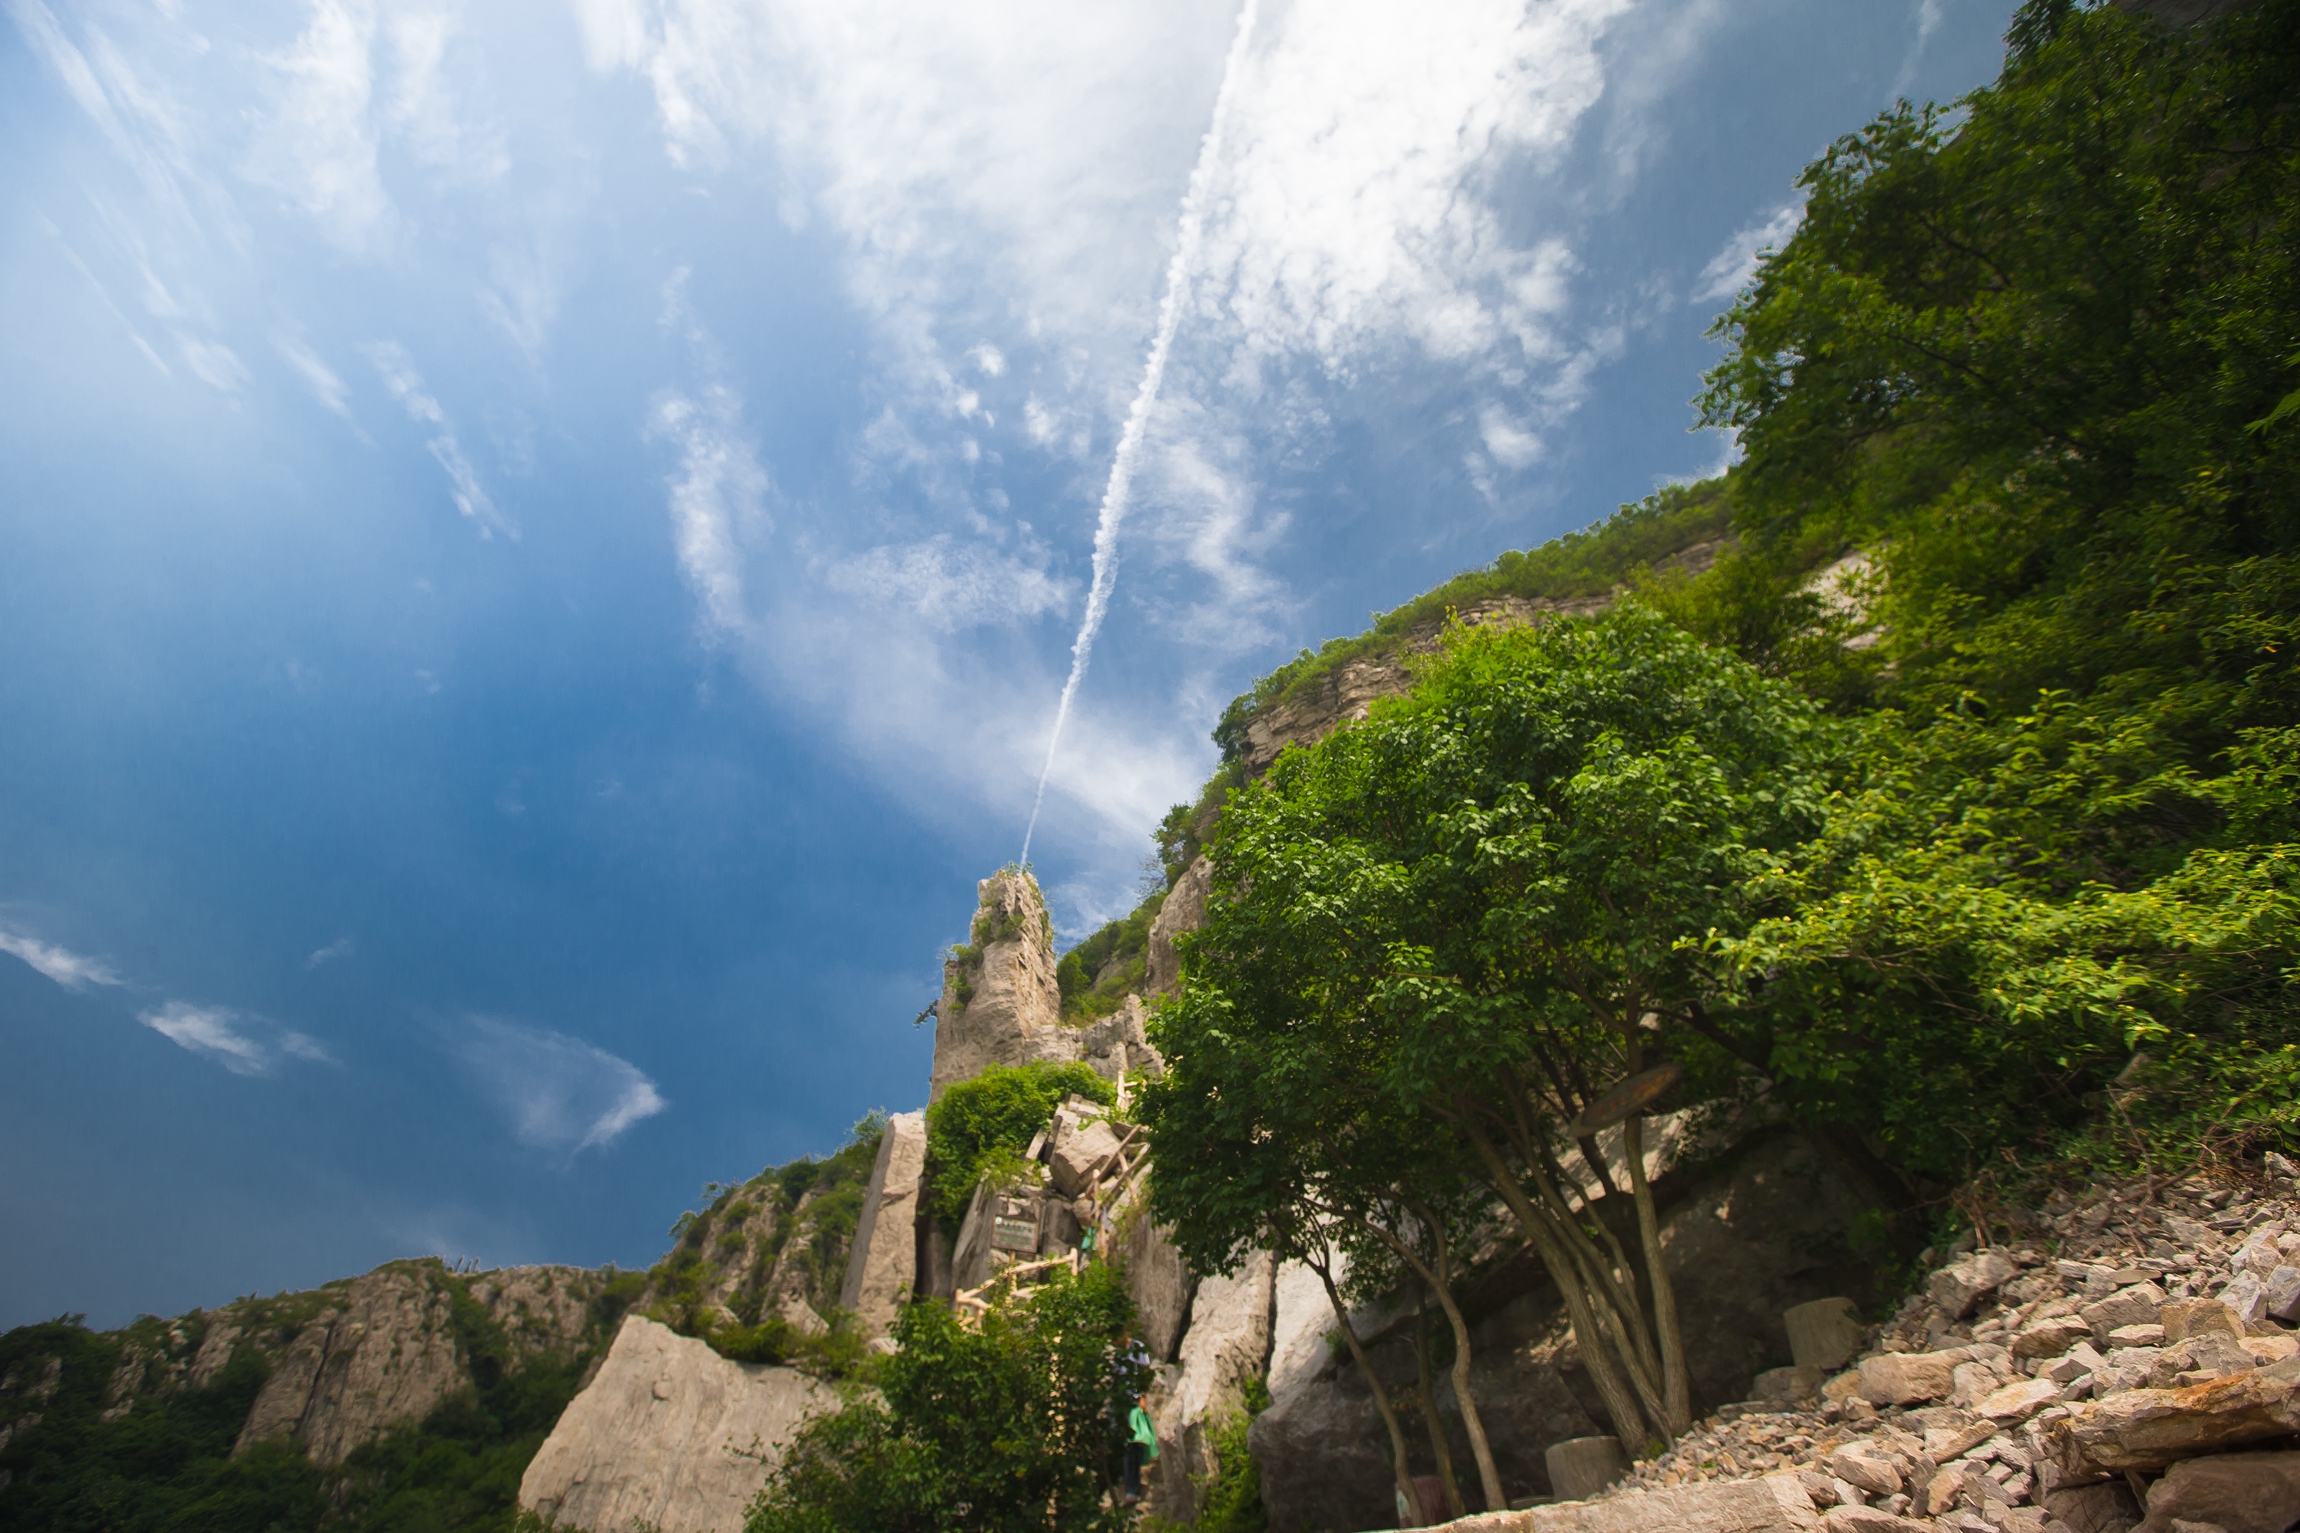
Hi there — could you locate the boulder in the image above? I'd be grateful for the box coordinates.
[1754,1365,1831,1403]
[838,1109,927,1337]
[1824,1443,1903,1495]
[2134,1448,2300,1533]
[1785,1299,1864,1372]
[1929,1251,2019,1318]
[2013,1316,2095,1358]
[2148,1332,2257,1388]
[1546,1436,1626,1501]
[1859,1349,1965,1406]
[1048,1104,1123,1198]
[2231,1227,2287,1276]
[1977,1377,2064,1421]
[2047,1356,2300,1473]
[2085,1283,2170,1341]
[2266,1265,2300,1324]
[2220,1270,2270,1330]
[1822,1511,1932,1533]
[2161,1298,2243,1344]
[2043,1479,2144,1533]
[518,1315,832,1533]
[1522,1472,1820,1531]
[1249,1356,1405,1533]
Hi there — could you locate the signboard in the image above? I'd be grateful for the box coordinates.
[991,1214,1040,1254]
[1565,1062,1682,1138]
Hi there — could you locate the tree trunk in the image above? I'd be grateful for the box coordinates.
[1412,1296,1464,1519]
[1460,1117,1651,1455]
[1309,1257,1419,1523]
[1412,1206,1506,1513]
[1623,1112,1691,1436]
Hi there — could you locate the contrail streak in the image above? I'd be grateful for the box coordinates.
[1020,0,1258,866]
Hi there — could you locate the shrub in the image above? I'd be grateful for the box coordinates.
[925,1063,1115,1225]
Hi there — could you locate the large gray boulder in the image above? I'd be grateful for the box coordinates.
[1147,857,1213,996]
[518,1315,833,1533]
[839,1109,927,1336]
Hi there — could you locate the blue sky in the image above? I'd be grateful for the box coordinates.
[1,0,2018,1330]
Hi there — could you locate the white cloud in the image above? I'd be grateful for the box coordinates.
[650,384,769,642]
[242,0,395,256]
[1201,0,1627,374]
[453,1017,666,1153]
[1695,199,1804,304]
[1478,403,1543,470]
[280,1030,339,1063]
[0,925,124,989]
[305,936,355,968]
[274,333,352,416]
[820,537,1073,633]
[365,342,515,539]
[179,336,248,392]
[139,1000,271,1075]
[967,343,1006,378]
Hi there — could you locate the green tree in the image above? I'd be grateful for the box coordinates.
[925,1062,1115,1226]
[744,1264,1146,1533]
[1148,606,1834,1454]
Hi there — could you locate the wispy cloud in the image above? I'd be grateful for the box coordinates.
[365,342,515,540]
[0,924,124,989]
[1695,199,1804,304]
[242,0,394,256]
[139,1001,271,1075]
[138,1000,339,1075]
[275,333,352,417]
[305,936,355,969]
[452,1017,666,1153]
[649,384,768,643]
[819,537,1072,633]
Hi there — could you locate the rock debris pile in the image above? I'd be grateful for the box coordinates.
[1562,1166,2300,1533]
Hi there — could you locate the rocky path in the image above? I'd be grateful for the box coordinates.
[1444,1166,2300,1533]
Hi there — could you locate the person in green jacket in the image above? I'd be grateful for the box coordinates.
[1118,1336,1156,1504]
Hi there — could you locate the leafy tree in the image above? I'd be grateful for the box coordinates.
[1679,0,2300,1177]
[744,1264,1145,1533]
[1149,606,1834,1453]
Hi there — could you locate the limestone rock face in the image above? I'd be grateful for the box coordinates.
[228,1261,605,1466]
[518,1315,833,1533]
[839,1109,927,1337]
[1117,1180,1196,1363]
[1146,1251,1275,1526]
[1147,856,1213,997]
[237,1266,458,1465]
[931,870,1073,1101]
[1077,995,1163,1080]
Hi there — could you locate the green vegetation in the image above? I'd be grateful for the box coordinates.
[924,1063,1115,1226]
[1211,481,1733,762]
[743,1263,1146,1533]
[1142,1377,1268,1533]
[1057,889,1166,1021]
[1147,0,2300,1467]
[0,1263,627,1533]
[646,1115,887,1375]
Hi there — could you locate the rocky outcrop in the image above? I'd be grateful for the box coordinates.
[1119,1180,1197,1363]
[930,870,1076,1101]
[1148,856,1213,996]
[1148,1251,1277,1524]
[228,1261,603,1465]
[517,1315,833,1533]
[840,1109,927,1337]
